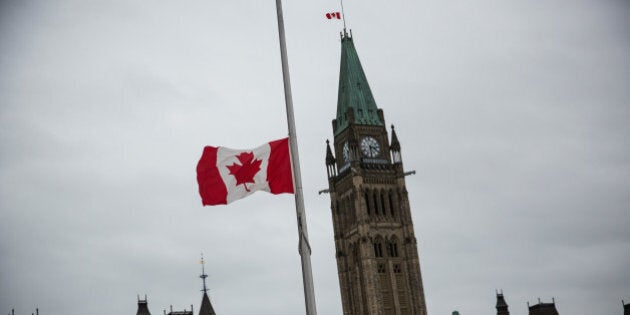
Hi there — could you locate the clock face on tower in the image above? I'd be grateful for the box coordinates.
[360,136,380,158]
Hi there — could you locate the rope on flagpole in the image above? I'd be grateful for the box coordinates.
[274,0,318,314]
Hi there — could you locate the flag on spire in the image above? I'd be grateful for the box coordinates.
[196,138,294,205]
[326,12,341,19]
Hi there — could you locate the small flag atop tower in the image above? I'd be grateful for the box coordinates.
[326,12,341,19]
[325,0,347,30]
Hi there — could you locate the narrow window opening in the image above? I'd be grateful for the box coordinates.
[373,192,379,216]
[377,263,386,274]
[387,242,399,257]
[380,193,386,216]
[393,264,401,273]
[389,193,395,216]
[373,242,383,257]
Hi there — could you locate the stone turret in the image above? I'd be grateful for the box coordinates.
[496,291,509,315]
[198,254,217,315]
[136,296,151,315]
[528,298,559,315]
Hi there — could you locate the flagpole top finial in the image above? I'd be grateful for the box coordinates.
[200,253,209,293]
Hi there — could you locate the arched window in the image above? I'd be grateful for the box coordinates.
[387,237,399,257]
[364,192,371,216]
[377,263,386,274]
[388,191,395,217]
[373,240,384,258]
[372,191,381,215]
[380,191,387,216]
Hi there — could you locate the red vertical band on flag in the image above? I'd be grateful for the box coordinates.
[267,138,294,194]
[197,146,228,205]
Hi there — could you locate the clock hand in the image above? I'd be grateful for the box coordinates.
[370,145,377,156]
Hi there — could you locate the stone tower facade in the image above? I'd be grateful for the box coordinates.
[325,30,427,315]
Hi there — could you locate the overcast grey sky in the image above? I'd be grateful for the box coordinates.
[1,0,629,314]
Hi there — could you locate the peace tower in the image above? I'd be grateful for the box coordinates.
[324,30,428,315]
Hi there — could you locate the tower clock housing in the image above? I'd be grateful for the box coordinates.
[325,30,428,315]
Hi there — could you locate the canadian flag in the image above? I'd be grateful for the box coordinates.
[196,138,294,206]
[326,12,341,19]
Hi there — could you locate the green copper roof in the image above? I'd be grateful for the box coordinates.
[335,31,383,135]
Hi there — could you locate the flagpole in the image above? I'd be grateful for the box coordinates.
[341,0,347,31]
[274,1,317,315]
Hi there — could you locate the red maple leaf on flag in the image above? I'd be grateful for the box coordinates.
[226,152,262,192]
